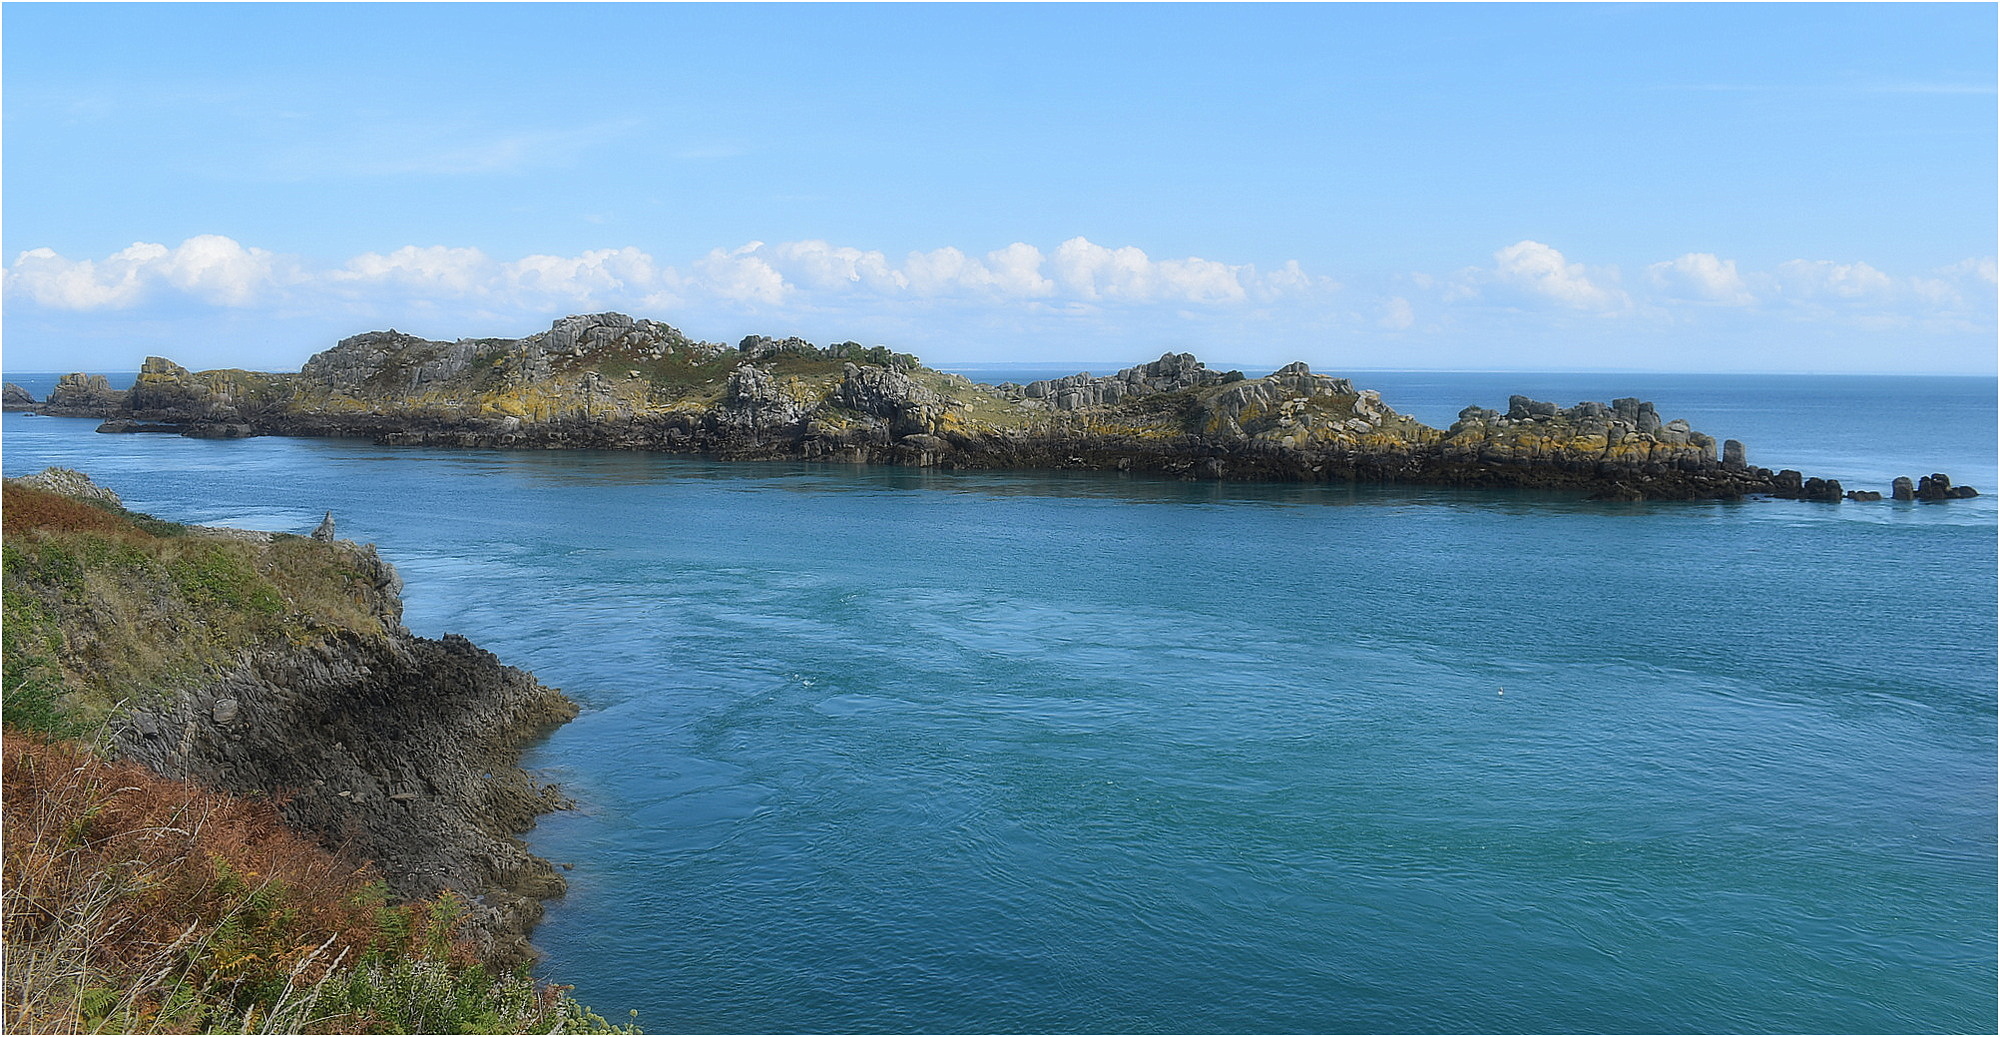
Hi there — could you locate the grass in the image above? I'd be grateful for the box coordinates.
[1,484,391,732]
[1,731,635,1034]
[1,476,638,1032]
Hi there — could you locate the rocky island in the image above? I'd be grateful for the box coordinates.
[6,312,1977,502]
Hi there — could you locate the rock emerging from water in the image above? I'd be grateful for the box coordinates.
[1914,472,1980,501]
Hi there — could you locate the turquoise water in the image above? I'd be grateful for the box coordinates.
[3,373,1994,1033]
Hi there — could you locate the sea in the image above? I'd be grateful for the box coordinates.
[3,369,1994,1034]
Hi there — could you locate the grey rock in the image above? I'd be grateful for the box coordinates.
[720,365,811,432]
[14,466,123,506]
[1891,476,1916,501]
[832,364,948,437]
[312,511,337,541]
[46,373,124,414]
[2,382,36,410]
[1506,395,1559,420]
[97,420,183,434]
[211,697,240,724]
[1722,439,1747,469]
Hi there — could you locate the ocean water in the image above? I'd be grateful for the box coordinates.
[2,373,1993,1033]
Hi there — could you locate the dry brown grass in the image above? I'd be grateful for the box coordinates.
[2,485,150,540]
[1,731,628,1034]
[3,730,387,1030]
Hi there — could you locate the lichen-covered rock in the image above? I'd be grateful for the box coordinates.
[44,373,124,416]
[718,364,816,433]
[1019,353,1234,411]
[15,466,123,506]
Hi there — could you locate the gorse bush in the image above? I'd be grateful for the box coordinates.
[1,731,634,1033]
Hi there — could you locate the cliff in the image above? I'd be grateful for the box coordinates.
[14,312,1976,501]
[1,468,577,965]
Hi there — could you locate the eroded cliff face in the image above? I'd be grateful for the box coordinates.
[31,312,1971,501]
[3,471,577,964]
[112,629,576,964]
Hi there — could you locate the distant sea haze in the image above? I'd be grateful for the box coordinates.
[3,372,1992,1033]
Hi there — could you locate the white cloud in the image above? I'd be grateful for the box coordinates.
[504,247,657,303]
[982,243,1056,298]
[12,236,1986,371]
[1771,258,1896,301]
[1486,240,1629,311]
[333,245,495,296]
[1646,252,1754,305]
[3,235,287,309]
[1380,296,1415,330]
[1051,238,1160,301]
[767,240,907,293]
[689,242,790,305]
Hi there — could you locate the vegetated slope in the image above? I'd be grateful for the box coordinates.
[1,470,622,1033]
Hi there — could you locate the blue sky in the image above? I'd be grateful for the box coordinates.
[4,3,1994,374]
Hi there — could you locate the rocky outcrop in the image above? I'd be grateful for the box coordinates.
[15,465,125,506]
[112,626,576,965]
[63,312,1977,502]
[1002,352,1239,411]
[42,373,124,416]
[4,474,583,966]
[1914,472,1980,501]
[2,383,36,411]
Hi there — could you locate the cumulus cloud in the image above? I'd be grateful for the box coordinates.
[1487,240,1629,311]
[5,235,290,309]
[12,235,1986,363]
[767,240,906,293]
[1770,258,1897,301]
[4,234,1325,318]
[688,242,790,305]
[1646,252,1754,305]
[332,245,495,296]
[504,247,657,303]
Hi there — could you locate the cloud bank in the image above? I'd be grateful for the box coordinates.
[5,235,1993,372]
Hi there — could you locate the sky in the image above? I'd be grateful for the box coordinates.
[3,3,1995,375]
